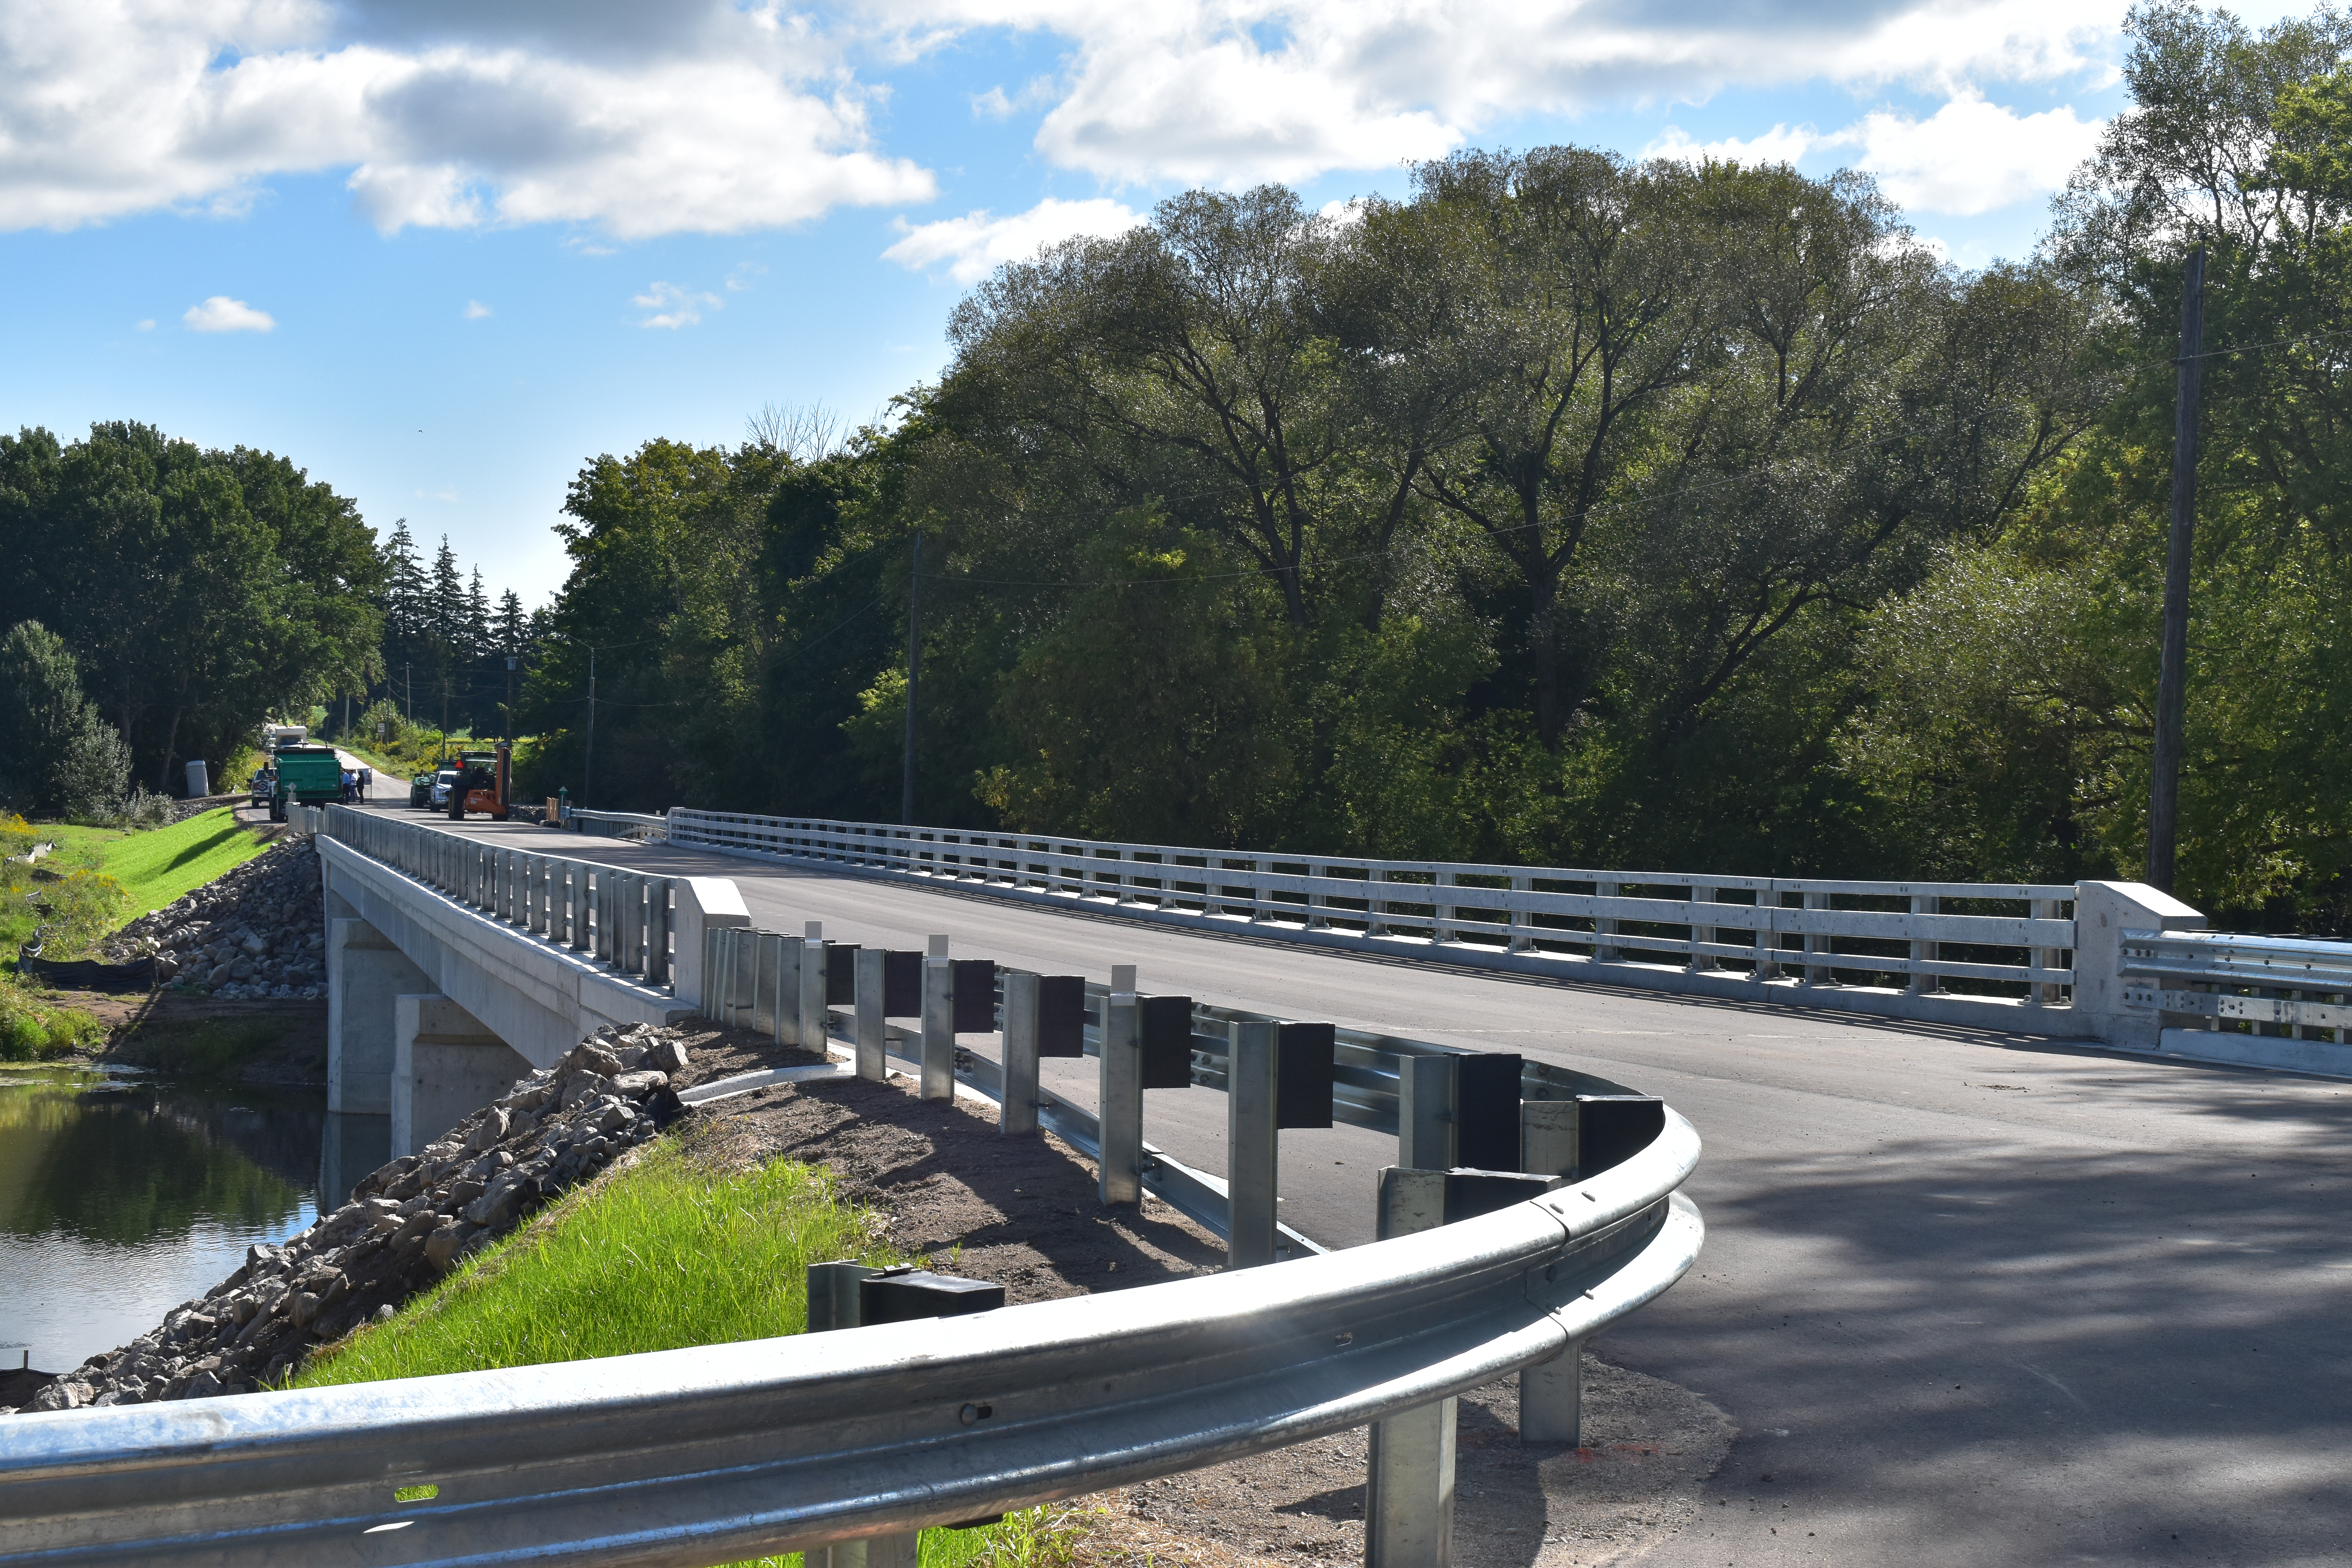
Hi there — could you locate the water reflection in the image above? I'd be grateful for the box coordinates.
[0,1067,325,1374]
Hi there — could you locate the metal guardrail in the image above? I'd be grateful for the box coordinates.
[671,809,2075,1002]
[0,1114,1699,1567]
[703,923,1648,1263]
[2121,928,2352,1040]
[570,808,670,841]
[322,808,677,989]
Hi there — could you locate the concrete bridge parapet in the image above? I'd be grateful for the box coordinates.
[319,833,730,1172]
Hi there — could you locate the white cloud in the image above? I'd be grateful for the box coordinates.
[1646,92,2106,216]
[463,299,492,319]
[878,0,2120,187]
[883,196,1143,284]
[0,0,2125,239]
[136,318,155,330]
[633,281,722,329]
[1840,93,2105,215]
[182,295,275,332]
[0,1,935,236]
[1643,122,1823,169]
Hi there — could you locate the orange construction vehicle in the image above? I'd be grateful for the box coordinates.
[446,742,512,821]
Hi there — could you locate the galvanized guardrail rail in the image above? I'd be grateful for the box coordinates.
[670,809,2075,1012]
[2122,928,2352,1042]
[0,1115,1698,1567]
[322,808,679,989]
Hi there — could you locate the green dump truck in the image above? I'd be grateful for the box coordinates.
[269,746,345,821]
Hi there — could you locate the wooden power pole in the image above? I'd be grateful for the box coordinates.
[2146,245,2205,893]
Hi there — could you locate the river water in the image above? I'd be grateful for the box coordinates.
[0,1066,383,1376]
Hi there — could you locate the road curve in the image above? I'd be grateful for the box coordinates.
[362,807,2352,1568]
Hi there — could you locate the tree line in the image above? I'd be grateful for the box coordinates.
[372,521,545,742]
[0,424,539,813]
[0,421,383,808]
[518,2,2352,929]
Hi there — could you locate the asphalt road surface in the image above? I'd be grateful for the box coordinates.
[370,806,2352,1566]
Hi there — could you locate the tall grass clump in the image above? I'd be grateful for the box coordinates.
[297,1132,902,1385]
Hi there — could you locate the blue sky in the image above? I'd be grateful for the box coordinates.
[0,1,2299,605]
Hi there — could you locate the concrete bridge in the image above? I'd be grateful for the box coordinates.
[310,802,2352,1568]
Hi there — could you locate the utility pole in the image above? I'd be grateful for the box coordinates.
[583,646,597,811]
[901,528,922,826]
[505,655,518,742]
[2147,245,2205,894]
[403,663,412,723]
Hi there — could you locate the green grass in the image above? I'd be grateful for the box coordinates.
[294,1134,1092,1568]
[46,807,271,919]
[0,974,105,1060]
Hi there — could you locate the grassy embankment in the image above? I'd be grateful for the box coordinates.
[296,1133,1095,1568]
[1,808,276,1061]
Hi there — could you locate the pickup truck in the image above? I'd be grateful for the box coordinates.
[249,769,274,809]
[268,747,345,821]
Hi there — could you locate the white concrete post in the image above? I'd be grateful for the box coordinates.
[2073,881,2207,1050]
[921,934,955,1102]
[1367,1166,1457,1568]
[798,922,828,1056]
[1100,964,1143,1206]
[671,877,748,1012]
[855,947,888,1082]
[1000,970,1040,1134]
[1227,1019,1280,1269]
[1507,873,1533,953]
[391,994,532,1159]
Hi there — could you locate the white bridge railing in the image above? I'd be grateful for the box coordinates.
[671,810,2076,1026]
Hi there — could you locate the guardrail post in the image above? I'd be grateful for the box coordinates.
[1687,885,1717,972]
[1518,1098,1583,1445]
[648,879,672,987]
[1000,971,1040,1134]
[856,948,887,1081]
[806,1261,918,1568]
[1100,964,1143,1205]
[617,873,642,974]
[1396,1054,1456,1171]
[1907,894,1936,996]
[1594,879,1621,962]
[1802,890,1829,984]
[1368,1166,1456,1568]
[758,931,784,1040]
[2033,897,2063,1005]
[921,935,954,1101]
[799,922,828,1054]
[1227,1020,1279,1269]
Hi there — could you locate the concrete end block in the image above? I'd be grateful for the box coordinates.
[2073,881,2207,1051]
[671,877,751,1012]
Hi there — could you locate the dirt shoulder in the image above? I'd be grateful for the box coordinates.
[671,1025,1733,1568]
